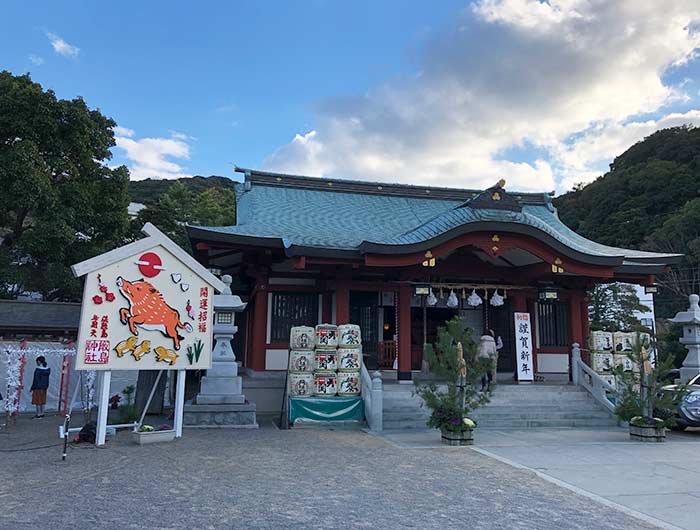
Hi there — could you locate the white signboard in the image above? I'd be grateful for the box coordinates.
[73,229,220,371]
[514,312,534,382]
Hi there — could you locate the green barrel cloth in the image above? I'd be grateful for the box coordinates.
[289,397,365,424]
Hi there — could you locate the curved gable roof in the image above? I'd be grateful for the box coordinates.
[187,168,681,270]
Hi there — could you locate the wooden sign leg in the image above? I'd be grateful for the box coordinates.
[95,370,111,447]
[174,369,185,438]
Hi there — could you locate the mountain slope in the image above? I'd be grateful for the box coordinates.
[553,126,700,249]
[128,175,236,205]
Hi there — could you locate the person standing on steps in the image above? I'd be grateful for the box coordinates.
[29,356,50,418]
[477,333,497,392]
[488,329,503,384]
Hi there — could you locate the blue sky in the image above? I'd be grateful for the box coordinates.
[2,1,700,193]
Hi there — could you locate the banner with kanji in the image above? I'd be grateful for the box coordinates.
[74,245,214,371]
[514,312,534,382]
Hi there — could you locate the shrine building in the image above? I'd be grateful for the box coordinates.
[186,168,680,390]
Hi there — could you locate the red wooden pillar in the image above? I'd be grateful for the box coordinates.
[569,291,584,348]
[322,292,333,324]
[397,285,412,381]
[512,292,527,313]
[251,282,268,371]
[336,281,350,325]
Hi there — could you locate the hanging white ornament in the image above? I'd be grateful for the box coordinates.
[490,289,505,307]
[446,290,459,308]
[427,288,438,306]
[467,289,482,307]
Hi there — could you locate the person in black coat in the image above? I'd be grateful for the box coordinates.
[29,356,50,418]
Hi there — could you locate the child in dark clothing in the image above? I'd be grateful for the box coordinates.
[30,356,50,418]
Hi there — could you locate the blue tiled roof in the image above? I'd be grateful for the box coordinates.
[191,170,679,263]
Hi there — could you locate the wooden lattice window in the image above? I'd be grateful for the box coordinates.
[270,292,319,343]
[537,301,569,348]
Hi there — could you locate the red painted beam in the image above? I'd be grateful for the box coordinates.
[364,232,618,279]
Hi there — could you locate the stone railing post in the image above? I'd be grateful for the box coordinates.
[571,342,581,386]
[371,370,383,432]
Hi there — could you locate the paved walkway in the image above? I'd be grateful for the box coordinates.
[378,427,700,530]
[0,414,662,530]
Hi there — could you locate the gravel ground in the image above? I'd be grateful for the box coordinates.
[0,414,659,530]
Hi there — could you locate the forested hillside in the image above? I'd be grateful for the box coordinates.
[554,126,700,314]
[128,175,235,204]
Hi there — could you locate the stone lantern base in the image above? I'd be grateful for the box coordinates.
[183,402,258,428]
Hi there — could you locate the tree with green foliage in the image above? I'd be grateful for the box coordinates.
[554,126,700,317]
[646,198,700,298]
[555,126,700,249]
[415,317,490,432]
[133,181,236,251]
[588,283,650,332]
[613,335,679,429]
[0,71,130,300]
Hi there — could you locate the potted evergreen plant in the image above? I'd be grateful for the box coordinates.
[613,333,679,442]
[415,317,490,445]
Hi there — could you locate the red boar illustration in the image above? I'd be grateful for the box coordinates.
[116,276,192,350]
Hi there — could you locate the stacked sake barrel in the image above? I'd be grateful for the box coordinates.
[336,324,362,397]
[288,323,363,398]
[288,326,315,398]
[589,330,647,388]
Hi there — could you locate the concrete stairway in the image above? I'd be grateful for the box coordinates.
[382,382,618,430]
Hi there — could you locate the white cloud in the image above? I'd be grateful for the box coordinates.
[263,0,700,193]
[114,129,193,180]
[28,54,44,65]
[113,126,135,138]
[169,131,197,141]
[46,32,80,58]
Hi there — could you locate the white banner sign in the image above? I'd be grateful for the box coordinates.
[72,225,223,371]
[514,312,534,382]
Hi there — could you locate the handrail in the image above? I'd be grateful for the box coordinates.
[360,363,383,431]
[571,343,616,414]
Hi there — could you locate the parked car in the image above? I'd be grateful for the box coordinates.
[660,372,700,431]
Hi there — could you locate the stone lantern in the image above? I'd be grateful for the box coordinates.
[184,275,258,427]
[670,294,700,383]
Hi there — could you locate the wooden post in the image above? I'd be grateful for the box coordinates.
[251,282,268,371]
[336,281,350,325]
[397,285,412,382]
[512,291,527,313]
[95,370,111,447]
[174,369,186,438]
[569,291,584,348]
[322,292,333,324]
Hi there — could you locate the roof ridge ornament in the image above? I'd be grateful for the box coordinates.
[461,179,522,212]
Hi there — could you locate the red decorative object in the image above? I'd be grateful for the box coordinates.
[105,292,115,302]
[137,252,163,278]
[100,285,108,293]
[93,295,103,304]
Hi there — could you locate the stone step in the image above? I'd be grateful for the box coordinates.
[383,416,617,427]
[385,409,612,420]
[379,383,616,430]
[471,411,613,420]
[475,418,619,429]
